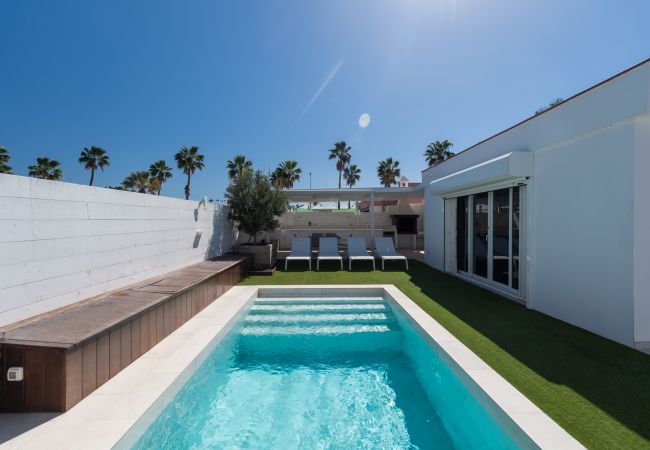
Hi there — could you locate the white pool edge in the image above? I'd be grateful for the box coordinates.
[0,286,259,450]
[379,285,584,450]
[1,284,584,450]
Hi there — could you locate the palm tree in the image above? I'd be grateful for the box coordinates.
[343,164,361,209]
[424,140,455,167]
[148,178,162,195]
[149,160,173,195]
[175,146,205,200]
[28,157,63,180]
[377,157,400,187]
[78,146,110,186]
[0,146,12,173]
[122,171,151,193]
[226,155,252,180]
[271,160,302,189]
[328,141,351,209]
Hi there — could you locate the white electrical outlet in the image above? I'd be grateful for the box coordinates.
[7,367,24,382]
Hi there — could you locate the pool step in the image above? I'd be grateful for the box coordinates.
[240,323,395,336]
[249,303,389,315]
[237,330,403,356]
[244,312,395,326]
[255,297,385,305]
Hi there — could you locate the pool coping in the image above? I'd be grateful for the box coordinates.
[0,284,584,450]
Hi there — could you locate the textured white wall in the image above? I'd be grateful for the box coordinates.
[423,194,444,270]
[0,175,237,327]
[421,62,650,185]
[420,61,649,348]
[530,120,635,346]
[633,115,650,344]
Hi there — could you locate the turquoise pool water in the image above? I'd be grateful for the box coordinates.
[132,294,533,449]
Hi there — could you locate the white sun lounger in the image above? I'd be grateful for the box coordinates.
[347,236,376,270]
[317,237,343,270]
[374,236,409,271]
[285,236,312,271]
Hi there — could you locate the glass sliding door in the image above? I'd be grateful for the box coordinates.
[453,186,523,293]
[472,192,489,278]
[512,187,520,290]
[456,196,468,272]
[492,188,510,285]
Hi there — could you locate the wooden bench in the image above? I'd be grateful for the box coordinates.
[0,253,252,412]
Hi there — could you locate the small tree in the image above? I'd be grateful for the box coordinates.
[226,170,288,244]
[0,146,12,173]
[79,146,110,186]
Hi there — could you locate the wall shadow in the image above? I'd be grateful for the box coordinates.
[206,204,237,258]
[0,412,60,444]
[405,260,650,443]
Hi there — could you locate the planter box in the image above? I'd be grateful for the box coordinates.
[234,243,277,268]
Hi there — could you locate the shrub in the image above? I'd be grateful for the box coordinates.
[225,170,287,244]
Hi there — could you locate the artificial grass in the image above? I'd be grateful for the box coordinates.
[239,259,650,450]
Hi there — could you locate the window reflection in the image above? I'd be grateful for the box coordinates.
[457,196,468,272]
[492,189,509,285]
[472,193,488,278]
[512,187,520,290]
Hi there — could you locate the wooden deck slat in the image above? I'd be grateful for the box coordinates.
[1,253,252,413]
[81,340,97,398]
[2,255,249,347]
[96,332,110,388]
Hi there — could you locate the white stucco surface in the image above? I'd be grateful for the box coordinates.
[633,114,650,344]
[420,60,650,348]
[0,175,236,328]
[531,120,635,345]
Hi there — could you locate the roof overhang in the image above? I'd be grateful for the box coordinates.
[284,185,425,203]
[427,151,533,197]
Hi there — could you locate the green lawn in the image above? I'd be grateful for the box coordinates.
[239,259,650,450]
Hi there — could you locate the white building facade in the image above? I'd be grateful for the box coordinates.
[422,59,650,349]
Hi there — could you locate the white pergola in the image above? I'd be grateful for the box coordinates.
[284,186,425,249]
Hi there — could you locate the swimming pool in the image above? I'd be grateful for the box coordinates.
[123,286,547,449]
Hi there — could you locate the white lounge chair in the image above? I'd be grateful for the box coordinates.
[285,236,312,271]
[317,237,343,270]
[375,236,409,271]
[347,236,375,270]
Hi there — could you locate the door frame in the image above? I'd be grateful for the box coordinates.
[448,181,526,299]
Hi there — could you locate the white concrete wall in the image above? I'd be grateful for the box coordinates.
[633,114,650,344]
[236,208,425,249]
[530,120,635,345]
[0,175,237,327]
[421,61,650,347]
[422,63,650,185]
[424,195,445,270]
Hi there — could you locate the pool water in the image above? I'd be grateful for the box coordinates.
[133,295,530,449]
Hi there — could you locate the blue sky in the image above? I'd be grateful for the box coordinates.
[1,0,649,200]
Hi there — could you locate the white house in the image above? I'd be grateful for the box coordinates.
[422,58,650,350]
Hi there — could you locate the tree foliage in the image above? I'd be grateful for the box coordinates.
[226,155,253,180]
[535,98,564,115]
[225,170,288,244]
[175,146,205,199]
[122,170,152,193]
[79,146,110,185]
[424,140,454,167]
[149,159,173,195]
[377,157,400,187]
[0,146,12,173]
[328,141,351,209]
[28,157,63,180]
[270,160,301,188]
[343,163,361,209]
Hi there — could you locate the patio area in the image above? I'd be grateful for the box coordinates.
[240,260,650,450]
